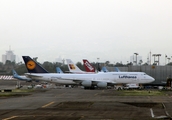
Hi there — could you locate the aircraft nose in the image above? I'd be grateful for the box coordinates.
[150,76,155,82]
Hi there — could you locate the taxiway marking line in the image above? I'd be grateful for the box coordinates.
[2,116,18,120]
[150,108,154,118]
[42,101,55,108]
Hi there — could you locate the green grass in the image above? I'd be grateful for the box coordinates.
[0,93,31,97]
[0,89,34,97]
[12,89,34,92]
[0,93,21,97]
[121,90,165,96]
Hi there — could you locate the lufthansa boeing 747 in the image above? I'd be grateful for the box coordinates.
[22,56,155,89]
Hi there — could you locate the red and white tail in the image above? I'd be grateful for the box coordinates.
[83,59,95,72]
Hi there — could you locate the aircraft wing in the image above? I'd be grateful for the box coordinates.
[58,77,116,84]
[24,73,43,79]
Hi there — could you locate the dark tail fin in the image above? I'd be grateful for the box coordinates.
[22,56,49,73]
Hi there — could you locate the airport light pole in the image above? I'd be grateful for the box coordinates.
[33,57,38,62]
[97,58,100,71]
[97,58,100,64]
[167,58,171,64]
[150,51,152,65]
[165,55,167,65]
[134,53,138,65]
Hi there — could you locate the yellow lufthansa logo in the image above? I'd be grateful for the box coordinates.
[27,60,36,70]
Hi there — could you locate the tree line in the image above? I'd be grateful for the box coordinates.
[0,60,128,75]
[1,59,171,75]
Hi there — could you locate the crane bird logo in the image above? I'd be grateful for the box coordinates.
[26,60,36,70]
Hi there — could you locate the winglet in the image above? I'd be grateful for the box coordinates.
[22,56,49,73]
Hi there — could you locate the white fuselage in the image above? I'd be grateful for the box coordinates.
[25,72,155,85]
[70,71,95,74]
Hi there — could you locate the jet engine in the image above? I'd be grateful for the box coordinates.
[97,82,107,88]
[82,81,92,87]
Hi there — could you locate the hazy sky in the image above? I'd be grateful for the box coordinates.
[0,0,172,65]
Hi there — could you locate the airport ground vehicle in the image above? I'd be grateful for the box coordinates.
[123,84,140,90]
[114,84,124,90]
[114,84,142,90]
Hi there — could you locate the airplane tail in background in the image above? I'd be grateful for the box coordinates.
[22,56,49,73]
[101,67,120,72]
[12,69,32,82]
[115,67,121,72]
[101,66,109,72]
[66,59,83,73]
[83,59,95,72]
[56,67,63,74]
[12,69,19,78]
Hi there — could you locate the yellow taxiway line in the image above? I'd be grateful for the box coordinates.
[42,101,55,108]
[2,116,18,120]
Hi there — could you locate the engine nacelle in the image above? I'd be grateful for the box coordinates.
[82,81,92,87]
[97,82,107,88]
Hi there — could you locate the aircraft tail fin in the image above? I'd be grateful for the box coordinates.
[66,59,83,73]
[56,67,63,73]
[101,66,109,72]
[12,69,19,78]
[83,59,95,72]
[115,67,121,72]
[22,56,49,73]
